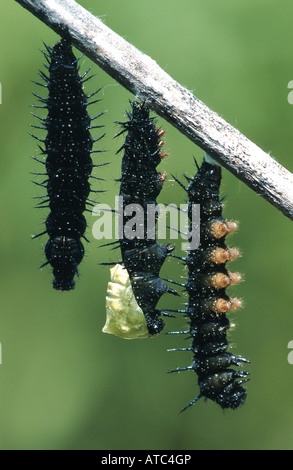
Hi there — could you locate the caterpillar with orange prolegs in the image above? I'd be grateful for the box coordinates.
[168,155,250,410]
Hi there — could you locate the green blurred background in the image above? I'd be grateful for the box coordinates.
[1,0,293,450]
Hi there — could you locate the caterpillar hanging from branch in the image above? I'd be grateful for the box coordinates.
[102,101,178,338]
[168,156,250,410]
[31,37,105,290]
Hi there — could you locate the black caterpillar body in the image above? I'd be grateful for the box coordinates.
[31,38,104,290]
[117,101,178,335]
[170,159,250,410]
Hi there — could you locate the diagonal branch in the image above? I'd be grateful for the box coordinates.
[15,0,293,221]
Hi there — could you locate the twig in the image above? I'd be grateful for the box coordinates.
[15,0,293,221]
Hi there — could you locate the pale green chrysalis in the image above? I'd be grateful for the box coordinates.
[103,264,152,339]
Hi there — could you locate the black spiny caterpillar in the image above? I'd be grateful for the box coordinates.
[104,101,178,337]
[170,158,250,411]
[31,37,105,290]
